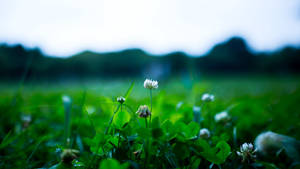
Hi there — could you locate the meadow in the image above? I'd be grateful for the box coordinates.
[0,77,300,169]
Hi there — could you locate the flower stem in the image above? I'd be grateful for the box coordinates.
[145,118,148,128]
[149,89,152,127]
[105,104,120,135]
[118,105,122,150]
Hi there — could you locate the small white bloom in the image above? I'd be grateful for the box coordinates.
[214,111,231,123]
[199,128,210,139]
[117,96,126,104]
[136,105,151,118]
[62,95,71,104]
[193,106,201,113]
[237,143,257,162]
[21,115,32,123]
[144,79,158,89]
[201,93,215,102]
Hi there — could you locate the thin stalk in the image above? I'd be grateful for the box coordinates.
[105,104,120,135]
[149,89,152,126]
[117,131,121,149]
[150,89,153,111]
[117,104,122,150]
[145,118,148,128]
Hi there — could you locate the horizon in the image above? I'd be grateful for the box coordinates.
[1,36,300,58]
[1,0,300,57]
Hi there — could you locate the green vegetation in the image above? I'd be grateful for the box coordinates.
[1,37,300,80]
[0,78,300,168]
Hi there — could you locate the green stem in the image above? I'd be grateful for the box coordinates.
[149,89,152,127]
[105,105,120,135]
[117,130,121,149]
[117,105,123,150]
[145,118,148,128]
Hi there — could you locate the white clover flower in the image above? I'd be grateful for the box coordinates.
[144,79,158,89]
[201,93,215,102]
[237,143,257,162]
[255,131,300,161]
[199,128,210,139]
[117,96,126,104]
[21,114,32,128]
[136,105,151,118]
[21,115,32,123]
[62,95,71,104]
[214,111,231,123]
[193,106,201,113]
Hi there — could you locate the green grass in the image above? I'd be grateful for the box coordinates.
[0,77,299,168]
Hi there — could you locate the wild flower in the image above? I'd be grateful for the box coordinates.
[62,95,71,104]
[136,105,151,118]
[214,111,231,123]
[193,106,202,123]
[60,149,80,163]
[21,115,32,123]
[199,128,210,139]
[237,143,257,162]
[255,131,300,161]
[201,93,215,102]
[21,114,32,129]
[117,96,126,104]
[193,106,201,113]
[144,79,158,89]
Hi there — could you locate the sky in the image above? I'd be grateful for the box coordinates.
[0,0,300,57]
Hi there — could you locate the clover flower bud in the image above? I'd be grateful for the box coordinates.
[237,143,257,162]
[193,106,201,113]
[199,128,210,139]
[62,95,71,104]
[117,96,126,104]
[255,131,300,161]
[144,79,158,89]
[21,115,32,123]
[214,111,231,123]
[21,114,32,129]
[60,149,80,163]
[136,105,151,118]
[201,93,215,102]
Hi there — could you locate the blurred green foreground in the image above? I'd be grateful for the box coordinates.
[0,77,299,168]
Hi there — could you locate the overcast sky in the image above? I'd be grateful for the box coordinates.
[0,0,300,57]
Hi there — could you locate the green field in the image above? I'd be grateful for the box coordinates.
[1,77,300,168]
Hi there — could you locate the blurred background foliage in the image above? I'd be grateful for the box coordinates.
[1,36,299,81]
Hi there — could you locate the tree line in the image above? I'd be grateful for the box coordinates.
[0,37,299,80]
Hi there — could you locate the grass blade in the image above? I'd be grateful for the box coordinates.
[124,82,135,99]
